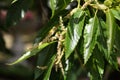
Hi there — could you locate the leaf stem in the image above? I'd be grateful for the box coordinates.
[77,0,80,8]
[81,0,92,10]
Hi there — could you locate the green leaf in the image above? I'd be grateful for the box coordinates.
[57,0,71,10]
[65,9,85,59]
[11,0,18,4]
[114,25,120,55]
[111,8,120,21]
[88,63,102,80]
[97,19,108,58]
[66,56,86,80]
[86,56,101,80]
[6,0,33,27]
[108,25,119,69]
[49,0,71,18]
[43,55,56,80]
[109,54,118,70]
[8,42,55,65]
[49,0,57,18]
[83,15,99,64]
[105,10,118,69]
[34,43,57,79]
[104,0,113,7]
[66,68,77,80]
[106,9,116,59]
[93,46,104,78]
[86,46,104,80]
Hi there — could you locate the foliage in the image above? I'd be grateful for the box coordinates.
[3,0,120,80]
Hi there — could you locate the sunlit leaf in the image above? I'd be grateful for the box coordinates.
[83,15,99,64]
[8,42,56,65]
[106,9,116,59]
[104,0,113,7]
[49,0,57,18]
[65,9,85,59]
[11,0,18,4]
[108,25,119,70]
[111,8,120,21]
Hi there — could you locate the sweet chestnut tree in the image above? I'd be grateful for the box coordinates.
[4,0,120,80]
